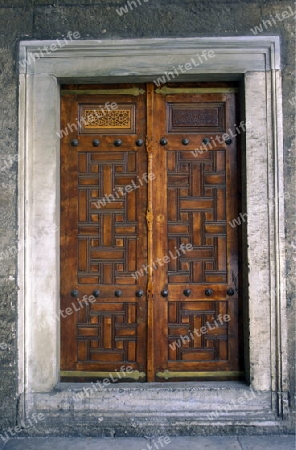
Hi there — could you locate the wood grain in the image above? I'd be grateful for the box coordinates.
[60,84,242,381]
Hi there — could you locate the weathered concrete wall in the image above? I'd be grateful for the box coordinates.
[0,0,295,433]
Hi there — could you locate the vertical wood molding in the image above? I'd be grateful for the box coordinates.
[146,83,155,382]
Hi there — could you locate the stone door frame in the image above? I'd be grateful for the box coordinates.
[18,37,289,423]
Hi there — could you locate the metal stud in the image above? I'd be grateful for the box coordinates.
[161,289,169,297]
[205,289,213,296]
[182,138,190,146]
[136,139,144,147]
[227,288,235,296]
[92,139,100,147]
[71,139,79,147]
[202,138,210,145]
[225,138,232,145]
[115,289,122,297]
[160,138,168,146]
[71,289,79,298]
[136,290,144,297]
[183,289,191,297]
[93,290,100,298]
[114,139,122,147]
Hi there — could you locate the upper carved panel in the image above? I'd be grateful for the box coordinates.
[84,109,131,128]
[79,104,136,134]
[167,102,225,133]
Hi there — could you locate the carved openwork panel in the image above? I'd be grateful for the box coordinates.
[84,109,131,128]
[79,104,136,134]
[167,103,225,133]
[168,301,228,362]
[167,150,227,284]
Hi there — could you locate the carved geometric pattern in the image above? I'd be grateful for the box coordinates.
[77,302,137,363]
[168,301,228,362]
[84,109,131,128]
[77,151,140,285]
[167,150,227,283]
[173,109,218,127]
[168,103,225,133]
[79,103,136,134]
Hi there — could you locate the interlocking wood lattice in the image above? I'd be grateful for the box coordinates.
[167,149,227,284]
[77,151,140,285]
[168,301,228,362]
[77,301,138,363]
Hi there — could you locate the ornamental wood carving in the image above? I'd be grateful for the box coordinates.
[60,84,242,381]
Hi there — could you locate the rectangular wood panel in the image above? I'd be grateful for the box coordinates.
[152,88,241,379]
[167,102,225,133]
[60,87,147,377]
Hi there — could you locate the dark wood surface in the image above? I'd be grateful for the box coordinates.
[60,84,242,381]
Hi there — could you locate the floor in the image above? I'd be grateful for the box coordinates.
[0,436,295,450]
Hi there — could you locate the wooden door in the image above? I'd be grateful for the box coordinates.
[60,86,148,380]
[151,86,242,381]
[60,83,242,382]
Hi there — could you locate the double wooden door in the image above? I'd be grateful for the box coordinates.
[60,83,242,382]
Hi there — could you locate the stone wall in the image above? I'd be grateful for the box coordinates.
[0,0,295,433]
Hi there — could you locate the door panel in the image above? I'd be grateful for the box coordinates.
[60,84,242,381]
[60,88,147,379]
[152,90,240,380]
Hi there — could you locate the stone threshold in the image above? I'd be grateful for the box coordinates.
[24,381,275,415]
[18,381,292,436]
